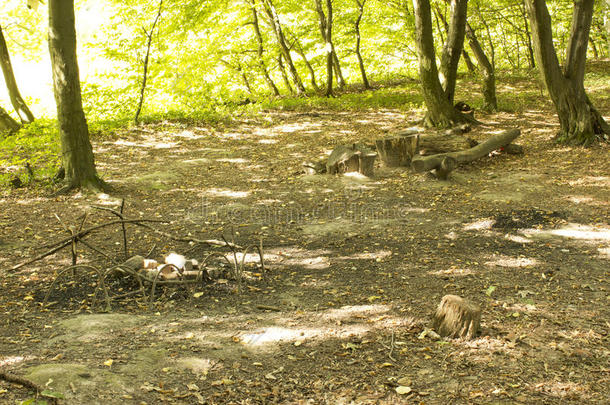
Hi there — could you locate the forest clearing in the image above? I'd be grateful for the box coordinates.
[0,0,609,404]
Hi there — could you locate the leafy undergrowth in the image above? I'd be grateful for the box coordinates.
[0,67,609,404]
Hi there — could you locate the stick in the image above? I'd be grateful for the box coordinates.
[0,371,59,404]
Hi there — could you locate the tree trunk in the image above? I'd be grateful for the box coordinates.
[438,0,468,104]
[526,0,609,145]
[331,49,346,89]
[288,32,320,92]
[461,49,476,73]
[521,0,536,68]
[0,24,35,124]
[263,0,306,95]
[604,0,610,56]
[354,0,371,89]
[251,1,280,96]
[0,105,20,133]
[412,0,468,128]
[465,23,497,111]
[315,0,334,96]
[134,0,162,125]
[48,0,107,192]
[277,54,294,94]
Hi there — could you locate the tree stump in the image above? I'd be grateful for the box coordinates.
[432,295,481,339]
[376,132,473,167]
[326,143,377,177]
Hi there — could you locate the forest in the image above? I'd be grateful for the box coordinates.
[0,0,609,404]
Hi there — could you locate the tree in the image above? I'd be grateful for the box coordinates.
[250,0,281,96]
[412,0,470,128]
[48,0,107,191]
[0,104,20,133]
[465,22,497,111]
[0,23,35,123]
[354,0,371,89]
[315,0,335,96]
[525,0,609,145]
[262,0,307,95]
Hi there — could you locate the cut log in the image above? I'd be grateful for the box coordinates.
[376,132,473,167]
[411,128,520,178]
[375,136,417,167]
[432,295,481,339]
[326,143,377,177]
[112,255,145,277]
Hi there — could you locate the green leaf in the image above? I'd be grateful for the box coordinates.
[40,390,65,399]
[485,285,496,296]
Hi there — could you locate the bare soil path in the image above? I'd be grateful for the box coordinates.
[1,100,609,404]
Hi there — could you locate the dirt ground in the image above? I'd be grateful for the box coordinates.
[0,87,609,404]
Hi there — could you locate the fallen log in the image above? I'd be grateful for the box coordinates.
[411,128,520,178]
[326,143,377,177]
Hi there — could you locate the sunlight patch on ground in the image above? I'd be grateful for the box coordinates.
[240,326,331,346]
[567,176,610,187]
[0,356,24,367]
[429,267,475,277]
[523,223,610,241]
[182,158,211,165]
[258,139,277,144]
[112,139,179,149]
[598,247,610,259]
[276,122,322,134]
[531,380,589,400]
[463,219,495,230]
[336,250,392,261]
[485,255,538,268]
[174,130,206,140]
[200,188,250,198]
[504,234,533,244]
[215,157,249,164]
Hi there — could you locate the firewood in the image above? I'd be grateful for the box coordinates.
[432,295,481,339]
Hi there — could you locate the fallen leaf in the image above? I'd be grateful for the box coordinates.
[103,359,113,367]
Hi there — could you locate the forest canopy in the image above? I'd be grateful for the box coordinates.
[1,0,607,121]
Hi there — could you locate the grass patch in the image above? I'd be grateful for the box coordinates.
[0,119,60,188]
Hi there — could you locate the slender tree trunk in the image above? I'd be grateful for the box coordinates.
[526,0,609,145]
[521,0,536,68]
[438,0,467,104]
[315,0,345,92]
[263,0,306,95]
[0,105,20,133]
[277,53,294,94]
[49,0,107,191]
[604,0,610,56]
[412,0,468,128]
[0,24,35,124]
[462,50,476,73]
[331,49,346,89]
[325,0,334,96]
[134,0,162,125]
[251,1,280,96]
[287,32,320,92]
[354,0,371,89]
[465,22,497,111]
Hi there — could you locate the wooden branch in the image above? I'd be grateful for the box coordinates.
[411,128,520,177]
[0,371,58,404]
[10,217,237,272]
